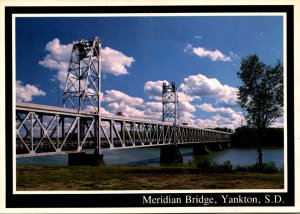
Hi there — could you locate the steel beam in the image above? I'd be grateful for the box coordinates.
[16,102,232,157]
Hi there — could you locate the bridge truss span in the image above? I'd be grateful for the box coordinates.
[16,102,231,157]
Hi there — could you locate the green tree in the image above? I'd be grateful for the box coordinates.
[237,54,283,169]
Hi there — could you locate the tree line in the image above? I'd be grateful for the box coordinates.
[230,126,283,148]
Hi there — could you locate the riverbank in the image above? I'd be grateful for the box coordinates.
[16,165,284,190]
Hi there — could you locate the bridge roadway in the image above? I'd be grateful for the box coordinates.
[16,102,232,158]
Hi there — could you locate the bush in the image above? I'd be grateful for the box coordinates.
[191,158,213,171]
[261,161,280,173]
[189,159,281,173]
[190,159,233,173]
[234,161,280,173]
[220,160,233,172]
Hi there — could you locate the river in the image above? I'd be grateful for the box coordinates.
[16,147,284,169]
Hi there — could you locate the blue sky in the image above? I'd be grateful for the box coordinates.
[15,16,283,129]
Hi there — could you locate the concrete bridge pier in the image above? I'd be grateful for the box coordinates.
[160,144,183,163]
[221,142,231,149]
[193,143,210,155]
[68,152,105,166]
[209,142,223,151]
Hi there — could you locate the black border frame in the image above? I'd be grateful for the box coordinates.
[6,5,294,208]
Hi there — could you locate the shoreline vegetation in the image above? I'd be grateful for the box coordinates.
[230,127,283,148]
[17,160,284,191]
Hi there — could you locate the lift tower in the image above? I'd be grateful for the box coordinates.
[161,82,182,162]
[63,37,102,154]
[162,82,179,125]
[63,37,101,113]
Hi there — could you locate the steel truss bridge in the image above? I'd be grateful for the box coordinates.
[16,102,231,157]
[16,37,232,162]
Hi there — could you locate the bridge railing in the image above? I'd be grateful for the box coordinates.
[16,102,232,156]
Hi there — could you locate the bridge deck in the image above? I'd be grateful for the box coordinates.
[16,102,231,157]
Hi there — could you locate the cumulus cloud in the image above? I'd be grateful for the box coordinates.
[197,103,217,112]
[179,111,196,125]
[195,116,240,130]
[38,39,73,90]
[143,102,162,113]
[16,80,46,102]
[39,38,72,69]
[144,80,169,100]
[196,103,245,129]
[144,80,200,124]
[179,101,196,113]
[95,87,243,129]
[106,101,163,120]
[144,80,199,103]
[180,74,238,105]
[178,91,199,102]
[84,105,111,115]
[101,47,135,75]
[143,102,162,120]
[39,38,135,89]
[198,103,243,120]
[108,103,144,118]
[184,44,232,62]
[103,90,143,106]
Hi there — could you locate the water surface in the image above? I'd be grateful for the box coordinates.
[17,147,284,168]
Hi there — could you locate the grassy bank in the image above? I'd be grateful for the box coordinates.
[17,163,284,191]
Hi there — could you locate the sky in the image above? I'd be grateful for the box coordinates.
[15,15,283,130]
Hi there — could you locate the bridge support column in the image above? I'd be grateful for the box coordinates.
[160,145,183,163]
[210,142,223,151]
[193,144,210,155]
[68,152,105,166]
[221,142,231,149]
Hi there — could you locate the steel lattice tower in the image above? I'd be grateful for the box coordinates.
[162,82,179,125]
[63,37,101,113]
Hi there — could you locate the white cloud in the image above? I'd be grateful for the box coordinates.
[196,103,245,129]
[180,74,238,105]
[195,118,219,129]
[179,101,196,113]
[16,80,46,102]
[39,38,72,90]
[39,38,72,70]
[101,47,135,75]
[144,80,169,100]
[178,91,199,102]
[107,100,163,120]
[144,80,199,103]
[84,105,111,115]
[97,90,162,120]
[103,90,143,106]
[198,103,243,120]
[195,116,240,130]
[39,38,135,89]
[197,103,217,112]
[108,103,144,118]
[144,80,200,123]
[144,102,162,113]
[184,44,231,62]
[270,116,284,128]
[179,112,196,125]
